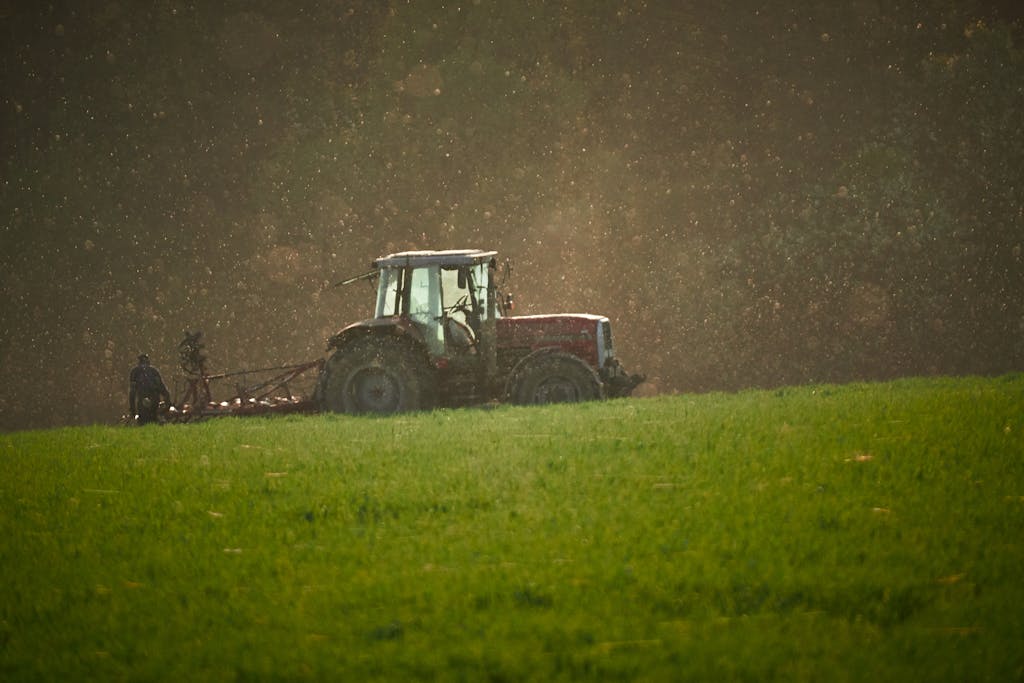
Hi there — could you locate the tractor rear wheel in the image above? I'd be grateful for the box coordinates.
[318,335,435,414]
[508,352,603,405]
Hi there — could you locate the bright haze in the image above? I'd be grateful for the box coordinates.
[1,2,1022,430]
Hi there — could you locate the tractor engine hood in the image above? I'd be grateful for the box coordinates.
[497,314,610,367]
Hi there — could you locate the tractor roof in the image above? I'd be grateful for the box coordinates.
[374,249,498,268]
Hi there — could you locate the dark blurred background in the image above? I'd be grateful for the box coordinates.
[2,1,1022,431]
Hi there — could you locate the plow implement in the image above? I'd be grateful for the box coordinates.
[165,331,324,423]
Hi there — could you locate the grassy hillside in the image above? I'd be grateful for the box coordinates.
[2,376,1023,680]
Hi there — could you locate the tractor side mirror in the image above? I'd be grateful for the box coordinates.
[457,268,467,290]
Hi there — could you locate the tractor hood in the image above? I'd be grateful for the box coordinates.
[497,314,610,367]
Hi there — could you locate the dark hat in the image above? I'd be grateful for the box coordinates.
[138,353,150,364]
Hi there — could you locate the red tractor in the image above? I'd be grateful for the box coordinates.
[315,249,643,413]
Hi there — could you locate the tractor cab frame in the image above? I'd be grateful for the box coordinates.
[373,249,498,361]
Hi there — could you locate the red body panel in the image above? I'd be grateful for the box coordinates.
[497,314,603,368]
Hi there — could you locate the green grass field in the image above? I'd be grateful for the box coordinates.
[2,375,1023,681]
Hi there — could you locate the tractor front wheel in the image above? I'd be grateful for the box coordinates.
[507,352,603,405]
[318,335,435,414]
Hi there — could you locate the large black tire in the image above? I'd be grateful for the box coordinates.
[507,352,603,405]
[317,335,435,414]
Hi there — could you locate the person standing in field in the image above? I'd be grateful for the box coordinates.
[129,353,171,425]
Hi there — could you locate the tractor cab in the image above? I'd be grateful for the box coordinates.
[372,250,498,359]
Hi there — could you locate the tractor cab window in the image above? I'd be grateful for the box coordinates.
[440,265,482,352]
[408,266,444,355]
[375,266,441,321]
[407,266,440,322]
[439,268,471,322]
[470,263,492,319]
[375,267,401,317]
[375,265,444,356]
[443,263,495,336]
[441,264,492,323]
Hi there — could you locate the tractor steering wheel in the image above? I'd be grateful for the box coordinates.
[445,294,472,319]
